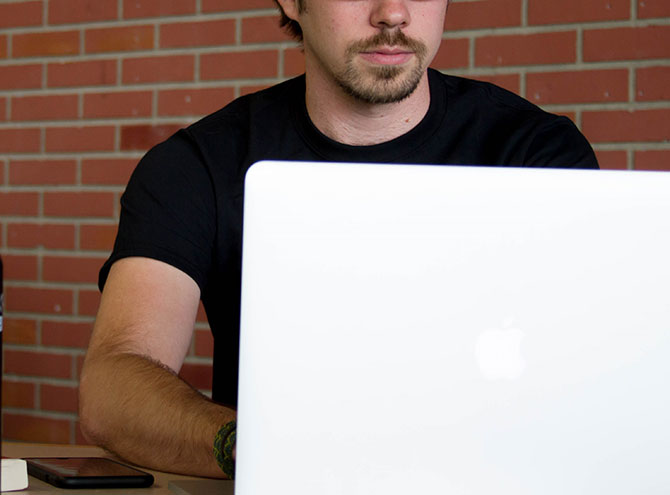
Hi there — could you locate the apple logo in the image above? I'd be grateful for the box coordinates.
[475,319,526,380]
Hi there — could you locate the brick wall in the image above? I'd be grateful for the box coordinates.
[1,0,669,444]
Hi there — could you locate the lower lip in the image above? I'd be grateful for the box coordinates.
[359,51,413,65]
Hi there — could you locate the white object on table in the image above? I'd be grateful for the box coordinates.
[1,458,29,492]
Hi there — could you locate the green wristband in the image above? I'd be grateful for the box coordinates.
[213,420,236,479]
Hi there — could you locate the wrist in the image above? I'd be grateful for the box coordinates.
[213,420,236,479]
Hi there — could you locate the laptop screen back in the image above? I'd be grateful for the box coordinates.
[236,161,670,495]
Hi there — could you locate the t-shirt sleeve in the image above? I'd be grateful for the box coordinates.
[98,130,216,292]
[524,116,599,169]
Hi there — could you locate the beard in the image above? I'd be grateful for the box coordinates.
[335,29,429,105]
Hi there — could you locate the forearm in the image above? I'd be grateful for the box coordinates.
[79,352,234,478]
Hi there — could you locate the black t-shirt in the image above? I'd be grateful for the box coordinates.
[100,69,598,406]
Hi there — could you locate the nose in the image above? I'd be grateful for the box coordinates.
[370,0,410,30]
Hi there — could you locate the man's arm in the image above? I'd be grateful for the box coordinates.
[79,257,235,478]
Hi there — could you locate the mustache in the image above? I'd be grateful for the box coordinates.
[347,29,428,58]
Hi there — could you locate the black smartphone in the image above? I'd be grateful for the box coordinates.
[25,457,154,489]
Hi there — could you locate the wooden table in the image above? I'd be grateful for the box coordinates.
[1,442,234,494]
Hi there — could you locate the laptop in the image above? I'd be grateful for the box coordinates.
[234,161,670,495]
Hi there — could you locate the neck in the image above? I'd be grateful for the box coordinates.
[304,70,431,147]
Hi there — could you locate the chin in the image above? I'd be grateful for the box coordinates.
[338,65,425,105]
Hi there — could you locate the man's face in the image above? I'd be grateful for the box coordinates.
[297,0,448,104]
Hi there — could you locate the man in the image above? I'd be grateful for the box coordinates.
[79,0,598,480]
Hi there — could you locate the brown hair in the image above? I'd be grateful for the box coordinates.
[273,0,305,42]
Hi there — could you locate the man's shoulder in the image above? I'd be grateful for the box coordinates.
[427,69,598,168]
[133,75,305,182]
[430,69,546,116]
[429,69,576,137]
[188,76,303,135]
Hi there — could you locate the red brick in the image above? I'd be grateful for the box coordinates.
[78,289,101,316]
[194,329,214,358]
[2,318,38,345]
[85,25,154,53]
[80,224,118,251]
[120,124,182,151]
[43,255,106,284]
[284,48,305,77]
[431,38,470,70]
[202,0,268,12]
[49,0,118,24]
[44,191,116,218]
[2,254,38,281]
[84,91,153,118]
[5,287,74,315]
[45,126,115,152]
[445,0,521,30]
[0,35,6,58]
[48,59,117,87]
[528,0,629,25]
[2,414,71,443]
[0,128,41,153]
[526,69,628,104]
[3,350,72,378]
[583,109,670,143]
[160,19,236,48]
[42,318,89,347]
[636,66,670,101]
[9,159,77,185]
[634,150,670,172]
[0,64,42,90]
[2,160,10,178]
[638,0,670,19]
[7,223,76,249]
[472,73,521,95]
[476,31,576,67]
[41,384,79,413]
[242,16,289,44]
[12,94,79,121]
[13,31,79,57]
[123,0,196,18]
[594,150,628,170]
[201,50,279,80]
[179,362,212,391]
[0,97,6,121]
[158,88,235,117]
[123,55,195,83]
[0,192,39,216]
[82,158,137,185]
[584,25,670,62]
[0,1,42,28]
[2,381,35,409]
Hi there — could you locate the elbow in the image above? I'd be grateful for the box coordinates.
[78,412,100,446]
[78,363,111,447]
[78,401,100,446]
[78,378,99,445]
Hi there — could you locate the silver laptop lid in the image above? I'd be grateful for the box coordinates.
[236,161,670,495]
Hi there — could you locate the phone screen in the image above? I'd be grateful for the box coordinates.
[26,457,154,488]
